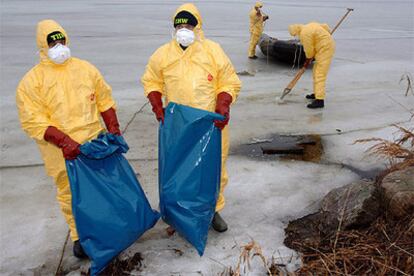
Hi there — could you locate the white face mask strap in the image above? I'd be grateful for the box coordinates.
[37,48,48,61]
[193,29,199,41]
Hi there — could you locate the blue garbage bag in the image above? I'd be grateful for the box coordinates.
[159,102,224,256]
[66,133,160,275]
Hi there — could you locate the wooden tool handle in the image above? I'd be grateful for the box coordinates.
[286,67,307,90]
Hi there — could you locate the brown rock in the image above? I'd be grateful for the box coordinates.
[381,166,414,218]
[284,213,322,251]
[320,179,380,235]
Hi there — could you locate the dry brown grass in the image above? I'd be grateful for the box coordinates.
[354,124,414,180]
[220,240,276,276]
[98,252,143,276]
[295,214,414,275]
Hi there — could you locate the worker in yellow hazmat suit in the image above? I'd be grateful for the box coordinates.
[288,22,335,108]
[16,20,121,258]
[248,2,269,59]
[141,3,241,232]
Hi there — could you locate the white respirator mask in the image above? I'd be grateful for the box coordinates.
[175,28,195,47]
[47,43,71,64]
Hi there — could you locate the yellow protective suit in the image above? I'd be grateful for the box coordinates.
[289,22,336,100]
[248,3,265,57]
[141,3,241,212]
[16,20,116,241]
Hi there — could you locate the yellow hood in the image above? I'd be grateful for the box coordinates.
[255,2,263,8]
[36,19,69,61]
[288,24,304,36]
[173,3,205,41]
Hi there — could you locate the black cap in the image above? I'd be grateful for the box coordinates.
[47,31,66,45]
[174,11,198,28]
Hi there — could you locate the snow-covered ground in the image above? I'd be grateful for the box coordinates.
[1,0,413,275]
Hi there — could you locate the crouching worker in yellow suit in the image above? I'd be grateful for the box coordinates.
[289,22,336,109]
[16,20,121,258]
[248,2,269,59]
[141,3,241,232]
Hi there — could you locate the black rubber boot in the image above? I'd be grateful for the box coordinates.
[305,94,315,99]
[212,212,228,232]
[73,240,88,259]
[307,99,324,109]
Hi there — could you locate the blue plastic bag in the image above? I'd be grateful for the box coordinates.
[159,102,224,256]
[66,133,160,275]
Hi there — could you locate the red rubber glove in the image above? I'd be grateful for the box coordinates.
[147,91,164,123]
[44,126,81,160]
[214,92,233,130]
[101,107,121,135]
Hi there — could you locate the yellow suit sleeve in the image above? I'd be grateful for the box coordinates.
[16,74,51,141]
[249,9,263,34]
[210,43,242,102]
[300,28,316,59]
[249,10,257,24]
[141,46,165,97]
[88,62,116,112]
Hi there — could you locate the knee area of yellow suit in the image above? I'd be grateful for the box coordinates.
[313,46,335,99]
[38,143,78,240]
[248,33,261,56]
[55,169,79,241]
[42,144,78,241]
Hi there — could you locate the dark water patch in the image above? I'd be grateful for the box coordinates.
[231,134,323,162]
